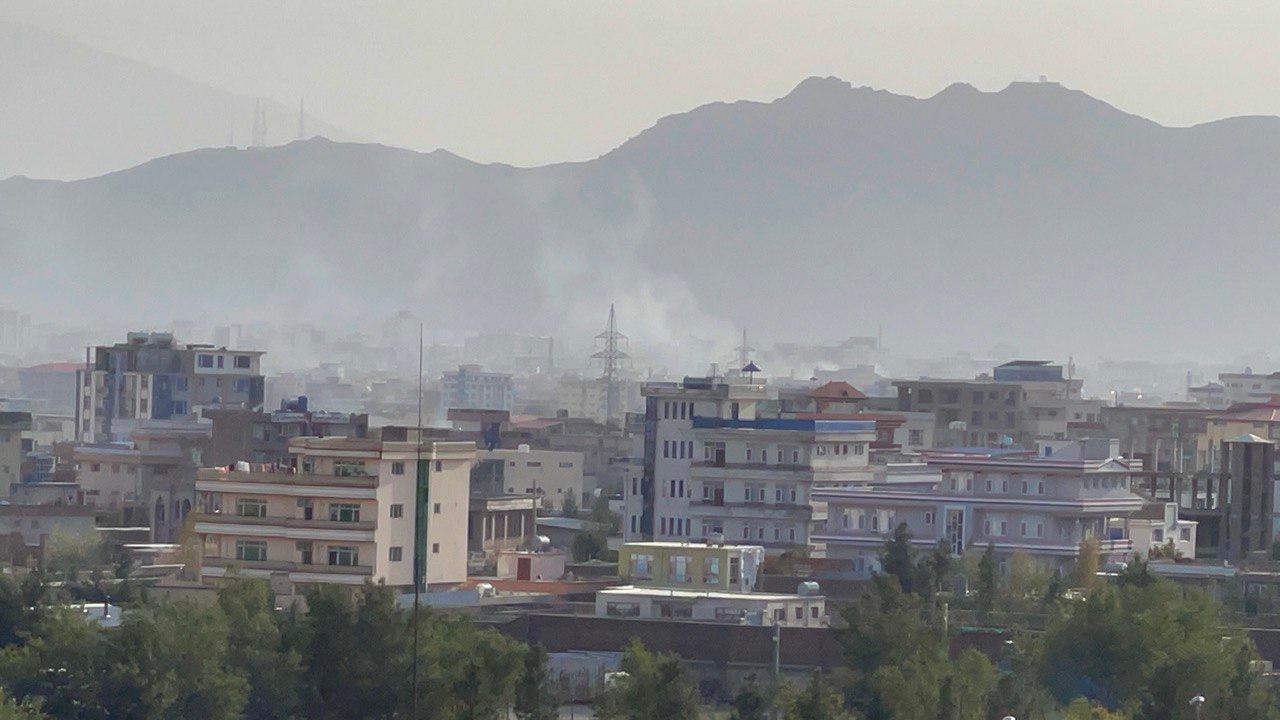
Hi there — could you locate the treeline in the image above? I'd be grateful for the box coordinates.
[0,577,558,720]
[0,526,1275,720]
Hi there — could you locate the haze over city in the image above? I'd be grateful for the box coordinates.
[2,5,1280,719]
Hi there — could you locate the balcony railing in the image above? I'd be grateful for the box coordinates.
[196,467,378,489]
[203,557,372,576]
[191,512,376,532]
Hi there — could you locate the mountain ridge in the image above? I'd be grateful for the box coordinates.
[3,76,1279,362]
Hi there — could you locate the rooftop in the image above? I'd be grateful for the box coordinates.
[692,417,875,434]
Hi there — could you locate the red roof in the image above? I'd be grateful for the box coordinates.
[23,362,82,373]
[807,381,866,401]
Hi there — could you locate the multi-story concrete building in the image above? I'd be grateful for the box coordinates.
[73,420,210,539]
[687,416,876,552]
[893,377,1032,448]
[813,439,1146,576]
[598,541,825,626]
[75,332,264,443]
[1097,405,1212,473]
[625,377,768,543]
[994,361,1101,442]
[1218,371,1280,406]
[193,431,475,594]
[0,412,32,498]
[441,364,514,412]
[203,399,369,467]
[476,446,585,510]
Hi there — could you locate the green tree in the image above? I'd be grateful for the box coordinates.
[879,523,916,594]
[592,640,699,720]
[777,671,854,720]
[926,539,954,596]
[0,608,108,720]
[1070,537,1101,589]
[589,495,622,535]
[0,690,47,720]
[571,529,609,562]
[560,493,579,518]
[513,645,557,720]
[217,580,302,720]
[99,601,248,720]
[299,584,358,719]
[1036,575,1280,720]
[976,544,997,613]
[729,673,770,720]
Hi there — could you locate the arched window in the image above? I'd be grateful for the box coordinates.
[154,498,165,524]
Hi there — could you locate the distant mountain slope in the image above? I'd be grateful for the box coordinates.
[2,76,1279,358]
[0,22,351,180]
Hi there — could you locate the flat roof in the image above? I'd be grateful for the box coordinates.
[599,585,820,602]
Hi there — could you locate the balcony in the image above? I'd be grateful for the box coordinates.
[202,557,373,577]
[192,512,376,542]
[195,467,378,494]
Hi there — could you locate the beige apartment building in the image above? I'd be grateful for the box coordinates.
[194,432,475,594]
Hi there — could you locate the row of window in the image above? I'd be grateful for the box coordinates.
[233,540,440,565]
[662,440,694,460]
[197,354,254,369]
[661,401,695,420]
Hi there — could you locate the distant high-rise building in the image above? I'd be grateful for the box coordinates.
[441,365,514,412]
[75,332,265,443]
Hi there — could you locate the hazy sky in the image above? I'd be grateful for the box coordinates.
[3,0,1279,166]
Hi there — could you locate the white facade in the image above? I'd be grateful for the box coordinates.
[480,447,586,508]
[624,378,767,543]
[814,442,1146,576]
[1129,503,1197,559]
[595,586,826,627]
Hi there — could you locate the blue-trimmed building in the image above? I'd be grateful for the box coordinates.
[624,377,877,554]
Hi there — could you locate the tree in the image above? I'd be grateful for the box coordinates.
[975,544,997,613]
[1006,553,1052,609]
[925,539,954,596]
[879,523,916,594]
[729,673,770,720]
[777,671,855,720]
[98,601,249,720]
[217,579,302,720]
[589,495,622,535]
[592,640,699,720]
[513,645,557,720]
[1036,575,1280,720]
[0,691,47,720]
[571,529,609,562]
[1070,537,1101,589]
[560,493,579,518]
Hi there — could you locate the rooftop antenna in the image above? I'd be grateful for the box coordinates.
[735,329,754,370]
[411,321,423,719]
[591,304,629,427]
[297,97,306,140]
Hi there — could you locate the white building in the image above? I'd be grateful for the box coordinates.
[624,377,768,543]
[441,365,515,412]
[1129,502,1197,559]
[478,446,586,509]
[813,438,1146,577]
[194,431,475,594]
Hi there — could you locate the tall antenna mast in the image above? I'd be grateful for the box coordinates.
[411,322,423,719]
[735,329,754,369]
[591,304,629,427]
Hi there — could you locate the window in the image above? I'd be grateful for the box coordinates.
[216,355,224,369]
[333,460,368,477]
[908,429,923,446]
[389,503,404,518]
[1180,528,1191,541]
[559,461,574,469]
[234,355,251,369]
[1152,528,1164,542]
[669,555,690,583]
[329,503,361,522]
[629,553,653,579]
[389,546,403,562]
[198,354,214,368]
[924,511,935,525]
[435,461,442,472]
[328,546,358,566]
[391,461,405,475]
[704,557,721,584]
[774,609,786,622]
[235,540,267,562]
[606,602,640,617]
[236,498,267,518]
[432,543,440,554]
[433,502,441,514]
